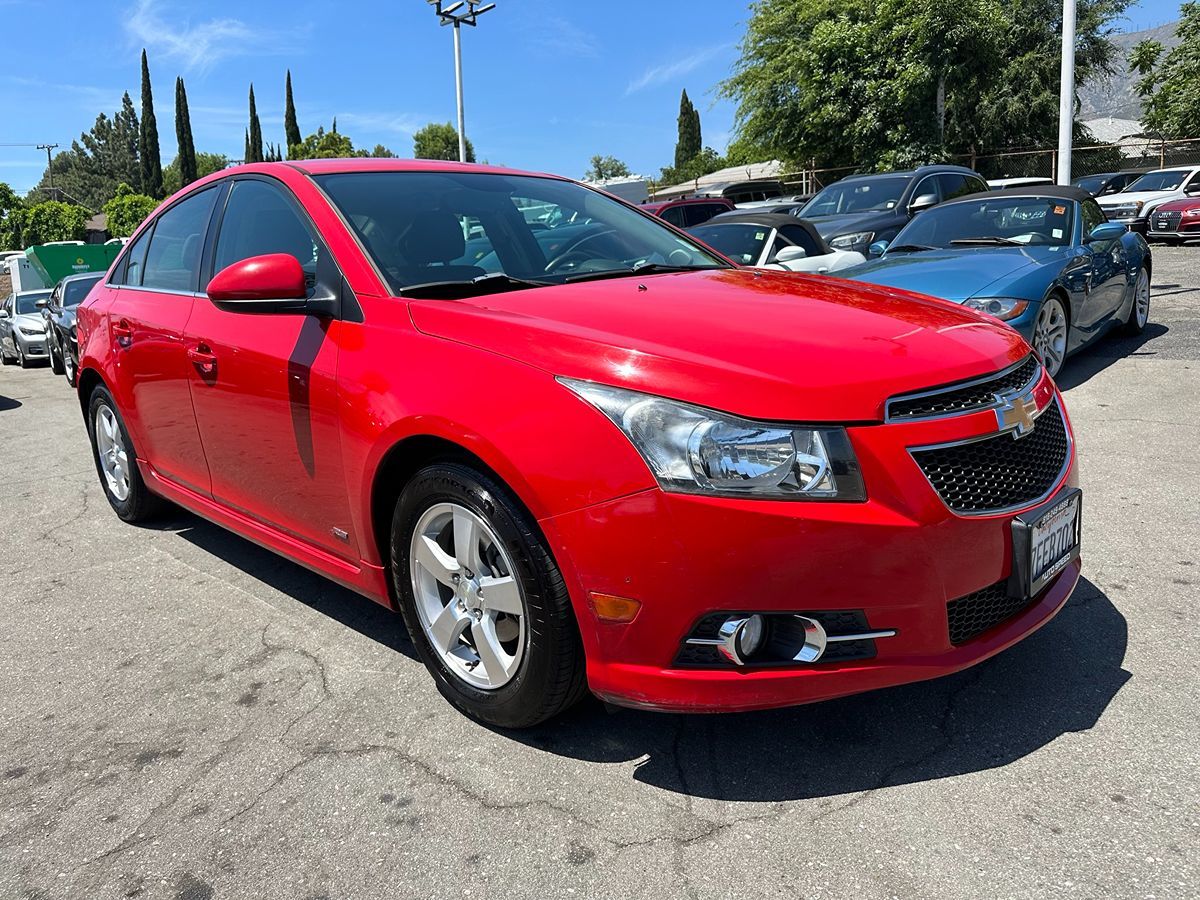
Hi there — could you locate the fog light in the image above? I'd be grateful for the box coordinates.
[717,614,766,665]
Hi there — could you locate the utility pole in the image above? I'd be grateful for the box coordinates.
[37,143,59,200]
[1056,0,1076,184]
[427,1,496,163]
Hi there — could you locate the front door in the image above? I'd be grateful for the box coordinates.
[184,176,357,560]
[102,186,219,495]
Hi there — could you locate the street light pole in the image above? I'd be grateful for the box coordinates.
[427,1,496,163]
[1056,0,1077,185]
[37,143,58,200]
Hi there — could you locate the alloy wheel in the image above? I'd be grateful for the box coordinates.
[1033,298,1068,378]
[1135,268,1150,329]
[409,502,527,690]
[93,404,131,502]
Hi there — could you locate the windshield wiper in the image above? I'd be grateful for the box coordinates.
[886,243,938,253]
[401,272,553,299]
[949,236,1024,246]
[563,262,719,284]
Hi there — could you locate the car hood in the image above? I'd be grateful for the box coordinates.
[805,210,900,239]
[12,313,43,330]
[836,247,1050,302]
[407,269,1029,422]
[1097,189,1179,207]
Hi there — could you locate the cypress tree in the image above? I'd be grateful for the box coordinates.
[244,129,251,164]
[248,85,264,163]
[284,70,301,156]
[675,89,702,169]
[139,49,163,196]
[175,77,198,187]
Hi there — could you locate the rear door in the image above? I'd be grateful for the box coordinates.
[103,186,220,495]
[184,176,357,559]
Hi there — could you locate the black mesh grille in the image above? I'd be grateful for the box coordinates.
[947,581,1035,645]
[911,400,1069,513]
[887,356,1040,420]
[1151,211,1182,232]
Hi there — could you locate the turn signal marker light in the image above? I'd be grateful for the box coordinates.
[589,593,642,624]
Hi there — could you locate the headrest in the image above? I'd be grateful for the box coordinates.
[400,210,465,265]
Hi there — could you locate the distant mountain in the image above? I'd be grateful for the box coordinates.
[1079,20,1181,121]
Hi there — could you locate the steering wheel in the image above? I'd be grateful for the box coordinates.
[543,230,617,273]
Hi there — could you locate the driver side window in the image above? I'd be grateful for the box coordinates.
[1081,199,1105,235]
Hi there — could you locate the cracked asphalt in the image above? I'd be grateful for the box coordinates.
[1,246,1198,900]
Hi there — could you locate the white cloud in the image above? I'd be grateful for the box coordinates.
[125,0,303,71]
[625,45,730,95]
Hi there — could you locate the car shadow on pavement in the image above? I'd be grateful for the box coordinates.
[1057,323,1168,391]
[506,577,1129,802]
[163,511,418,661]
[0,393,22,412]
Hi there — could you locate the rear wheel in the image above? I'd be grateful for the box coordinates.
[1123,266,1150,335]
[49,335,65,375]
[86,385,167,523]
[391,462,586,728]
[1032,296,1069,378]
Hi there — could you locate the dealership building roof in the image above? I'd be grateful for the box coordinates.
[651,160,785,200]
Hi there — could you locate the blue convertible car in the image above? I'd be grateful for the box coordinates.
[837,186,1151,377]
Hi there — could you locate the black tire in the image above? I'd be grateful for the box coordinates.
[49,336,65,375]
[86,384,168,523]
[0,345,13,366]
[1123,265,1151,336]
[17,343,31,369]
[390,462,586,728]
[64,348,78,388]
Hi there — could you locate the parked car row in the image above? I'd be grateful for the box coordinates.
[3,158,1154,730]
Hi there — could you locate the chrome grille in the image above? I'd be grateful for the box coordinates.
[887,356,1040,421]
[910,399,1070,514]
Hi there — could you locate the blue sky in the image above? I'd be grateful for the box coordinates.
[0,0,1184,194]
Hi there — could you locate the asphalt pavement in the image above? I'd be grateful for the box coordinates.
[1,247,1197,900]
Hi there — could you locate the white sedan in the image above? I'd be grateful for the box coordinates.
[687,212,866,275]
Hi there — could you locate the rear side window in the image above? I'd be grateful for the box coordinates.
[141,188,217,292]
[682,204,726,227]
[659,206,688,228]
[213,180,319,284]
[936,173,978,202]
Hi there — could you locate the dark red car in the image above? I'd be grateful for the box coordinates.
[640,196,735,228]
[1146,196,1200,243]
[76,160,1081,727]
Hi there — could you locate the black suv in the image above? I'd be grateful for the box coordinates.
[799,165,988,256]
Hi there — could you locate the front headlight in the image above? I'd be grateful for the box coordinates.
[1105,200,1144,218]
[17,325,44,336]
[964,297,1029,321]
[829,231,873,250]
[559,378,865,500]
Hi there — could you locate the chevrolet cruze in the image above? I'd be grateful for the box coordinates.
[75,160,1082,727]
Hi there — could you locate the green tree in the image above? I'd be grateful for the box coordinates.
[21,201,88,245]
[102,182,159,237]
[139,50,163,197]
[163,152,229,195]
[413,122,475,162]
[0,182,25,249]
[660,147,727,186]
[721,0,1129,169]
[288,125,354,159]
[583,155,633,181]
[247,84,264,163]
[284,70,302,155]
[175,77,198,190]
[364,144,397,158]
[675,90,702,169]
[31,93,140,209]
[1131,1,1200,139]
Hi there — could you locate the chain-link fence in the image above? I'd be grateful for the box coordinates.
[779,139,1200,192]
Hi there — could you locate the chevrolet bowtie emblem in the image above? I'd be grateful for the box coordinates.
[996,392,1039,438]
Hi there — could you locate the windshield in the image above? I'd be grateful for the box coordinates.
[314,172,726,295]
[63,275,102,306]
[891,196,1076,249]
[687,223,770,264]
[1125,170,1190,192]
[15,291,50,314]
[1073,174,1109,194]
[800,176,911,217]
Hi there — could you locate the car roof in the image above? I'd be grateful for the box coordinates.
[691,213,828,249]
[642,197,731,210]
[282,157,560,179]
[839,165,979,182]
[943,184,1093,205]
[59,271,104,284]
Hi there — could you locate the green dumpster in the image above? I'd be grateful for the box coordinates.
[25,244,120,286]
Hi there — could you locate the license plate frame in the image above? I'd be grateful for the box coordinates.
[1008,488,1082,600]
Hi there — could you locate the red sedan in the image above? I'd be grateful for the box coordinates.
[1147,196,1200,243]
[75,160,1081,727]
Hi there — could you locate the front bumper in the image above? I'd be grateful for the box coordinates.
[15,332,47,358]
[545,373,1079,713]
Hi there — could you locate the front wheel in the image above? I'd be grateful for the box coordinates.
[63,348,77,387]
[16,342,31,369]
[49,336,65,375]
[86,385,168,523]
[391,462,586,728]
[1032,296,1069,379]
[1123,266,1150,335]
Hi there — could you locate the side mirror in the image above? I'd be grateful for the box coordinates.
[1085,222,1127,243]
[868,239,890,257]
[908,193,939,215]
[35,299,48,308]
[207,254,308,313]
[1186,184,1200,195]
[772,245,807,264]
[0,309,8,318]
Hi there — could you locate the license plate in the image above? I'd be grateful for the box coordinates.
[1008,488,1082,599]
[1156,219,1169,229]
